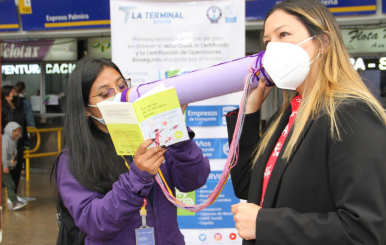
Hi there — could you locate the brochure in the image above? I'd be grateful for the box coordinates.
[97,84,189,155]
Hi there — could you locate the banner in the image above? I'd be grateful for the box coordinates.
[0,39,77,62]
[341,27,386,53]
[19,0,110,31]
[110,0,245,244]
[246,0,376,20]
[0,0,20,32]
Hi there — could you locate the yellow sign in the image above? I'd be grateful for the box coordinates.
[19,0,32,14]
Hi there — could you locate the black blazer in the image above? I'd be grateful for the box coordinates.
[226,100,386,245]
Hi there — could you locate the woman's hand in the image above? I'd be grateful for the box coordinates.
[134,139,167,175]
[246,77,274,114]
[3,167,9,174]
[231,203,261,240]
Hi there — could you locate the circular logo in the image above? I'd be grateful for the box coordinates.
[174,131,183,139]
[91,40,111,52]
[199,234,207,241]
[206,6,222,23]
[223,142,229,156]
[229,233,237,240]
[214,233,222,241]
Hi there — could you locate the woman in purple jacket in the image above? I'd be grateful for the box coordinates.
[54,57,210,244]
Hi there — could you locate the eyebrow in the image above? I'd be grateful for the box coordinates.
[263,24,290,39]
[96,77,123,93]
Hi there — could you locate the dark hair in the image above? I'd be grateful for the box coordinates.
[15,82,26,93]
[265,0,334,42]
[61,57,128,193]
[1,85,15,104]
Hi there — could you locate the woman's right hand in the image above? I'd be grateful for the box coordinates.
[3,167,9,174]
[134,139,167,175]
[246,77,274,114]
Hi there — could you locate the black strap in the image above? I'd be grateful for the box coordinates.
[57,191,86,245]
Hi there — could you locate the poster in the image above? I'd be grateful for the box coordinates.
[110,0,245,244]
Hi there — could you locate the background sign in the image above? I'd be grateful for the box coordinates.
[177,171,241,244]
[186,105,238,127]
[1,39,77,62]
[19,0,110,31]
[341,27,386,53]
[111,0,244,244]
[246,0,376,20]
[0,0,20,32]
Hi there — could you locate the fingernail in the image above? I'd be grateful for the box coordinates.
[161,145,167,149]
[261,77,266,83]
[151,138,155,141]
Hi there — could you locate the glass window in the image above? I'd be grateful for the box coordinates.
[43,63,76,114]
[1,64,41,112]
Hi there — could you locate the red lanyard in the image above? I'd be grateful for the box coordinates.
[260,95,302,206]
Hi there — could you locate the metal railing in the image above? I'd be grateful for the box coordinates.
[23,127,63,181]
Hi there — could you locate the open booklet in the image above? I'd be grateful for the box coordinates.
[97,84,189,155]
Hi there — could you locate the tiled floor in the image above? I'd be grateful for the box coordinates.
[1,173,58,245]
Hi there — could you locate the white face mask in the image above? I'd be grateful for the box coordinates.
[88,92,123,125]
[263,36,320,90]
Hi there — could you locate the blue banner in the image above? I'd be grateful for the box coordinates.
[246,0,376,20]
[383,0,386,13]
[19,0,110,31]
[0,0,20,32]
[177,171,239,229]
[193,138,229,159]
[186,105,238,127]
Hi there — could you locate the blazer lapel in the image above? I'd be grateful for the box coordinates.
[262,116,314,208]
[247,105,292,205]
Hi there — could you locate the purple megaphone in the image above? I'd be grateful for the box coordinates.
[121,51,273,104]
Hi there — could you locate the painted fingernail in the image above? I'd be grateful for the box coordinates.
[261,77,266,83]
[151,138,156,141]
[161,145,167,149]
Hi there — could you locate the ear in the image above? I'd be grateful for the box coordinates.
[319,31,331,54]
[85,108,92,118]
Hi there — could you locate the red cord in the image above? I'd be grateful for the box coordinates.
[143,198,147,207]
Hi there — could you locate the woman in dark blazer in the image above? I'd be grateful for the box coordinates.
[226,0,386,244]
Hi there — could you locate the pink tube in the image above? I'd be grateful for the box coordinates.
[121,51,270,104]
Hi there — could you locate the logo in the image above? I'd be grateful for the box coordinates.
[223,142,229,156]
[225,5,237,23]
[174,131,183,139]
[119,6,137,23]
[214,233,222,241]
[176,190,195,205]
[229,233,237,240]
[199,234,207,241]
[91,40,110,52]
[206,6,222,24]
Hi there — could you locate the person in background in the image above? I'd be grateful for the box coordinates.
[226,0,386,244]
[15,81,36,128]
[53,57,210,244]
[1,86,28,204]
[15,81,36,177]
[2,122,28,210]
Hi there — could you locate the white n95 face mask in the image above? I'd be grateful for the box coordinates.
[263,36,319,90]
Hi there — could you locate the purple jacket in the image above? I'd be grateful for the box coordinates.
[56,130,210,245]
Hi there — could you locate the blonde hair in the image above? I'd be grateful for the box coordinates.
[254,0,386,164]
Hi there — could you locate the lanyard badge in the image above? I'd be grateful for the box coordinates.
[135,199,155,245]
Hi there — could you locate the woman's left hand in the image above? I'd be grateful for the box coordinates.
[231,203,261,240]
